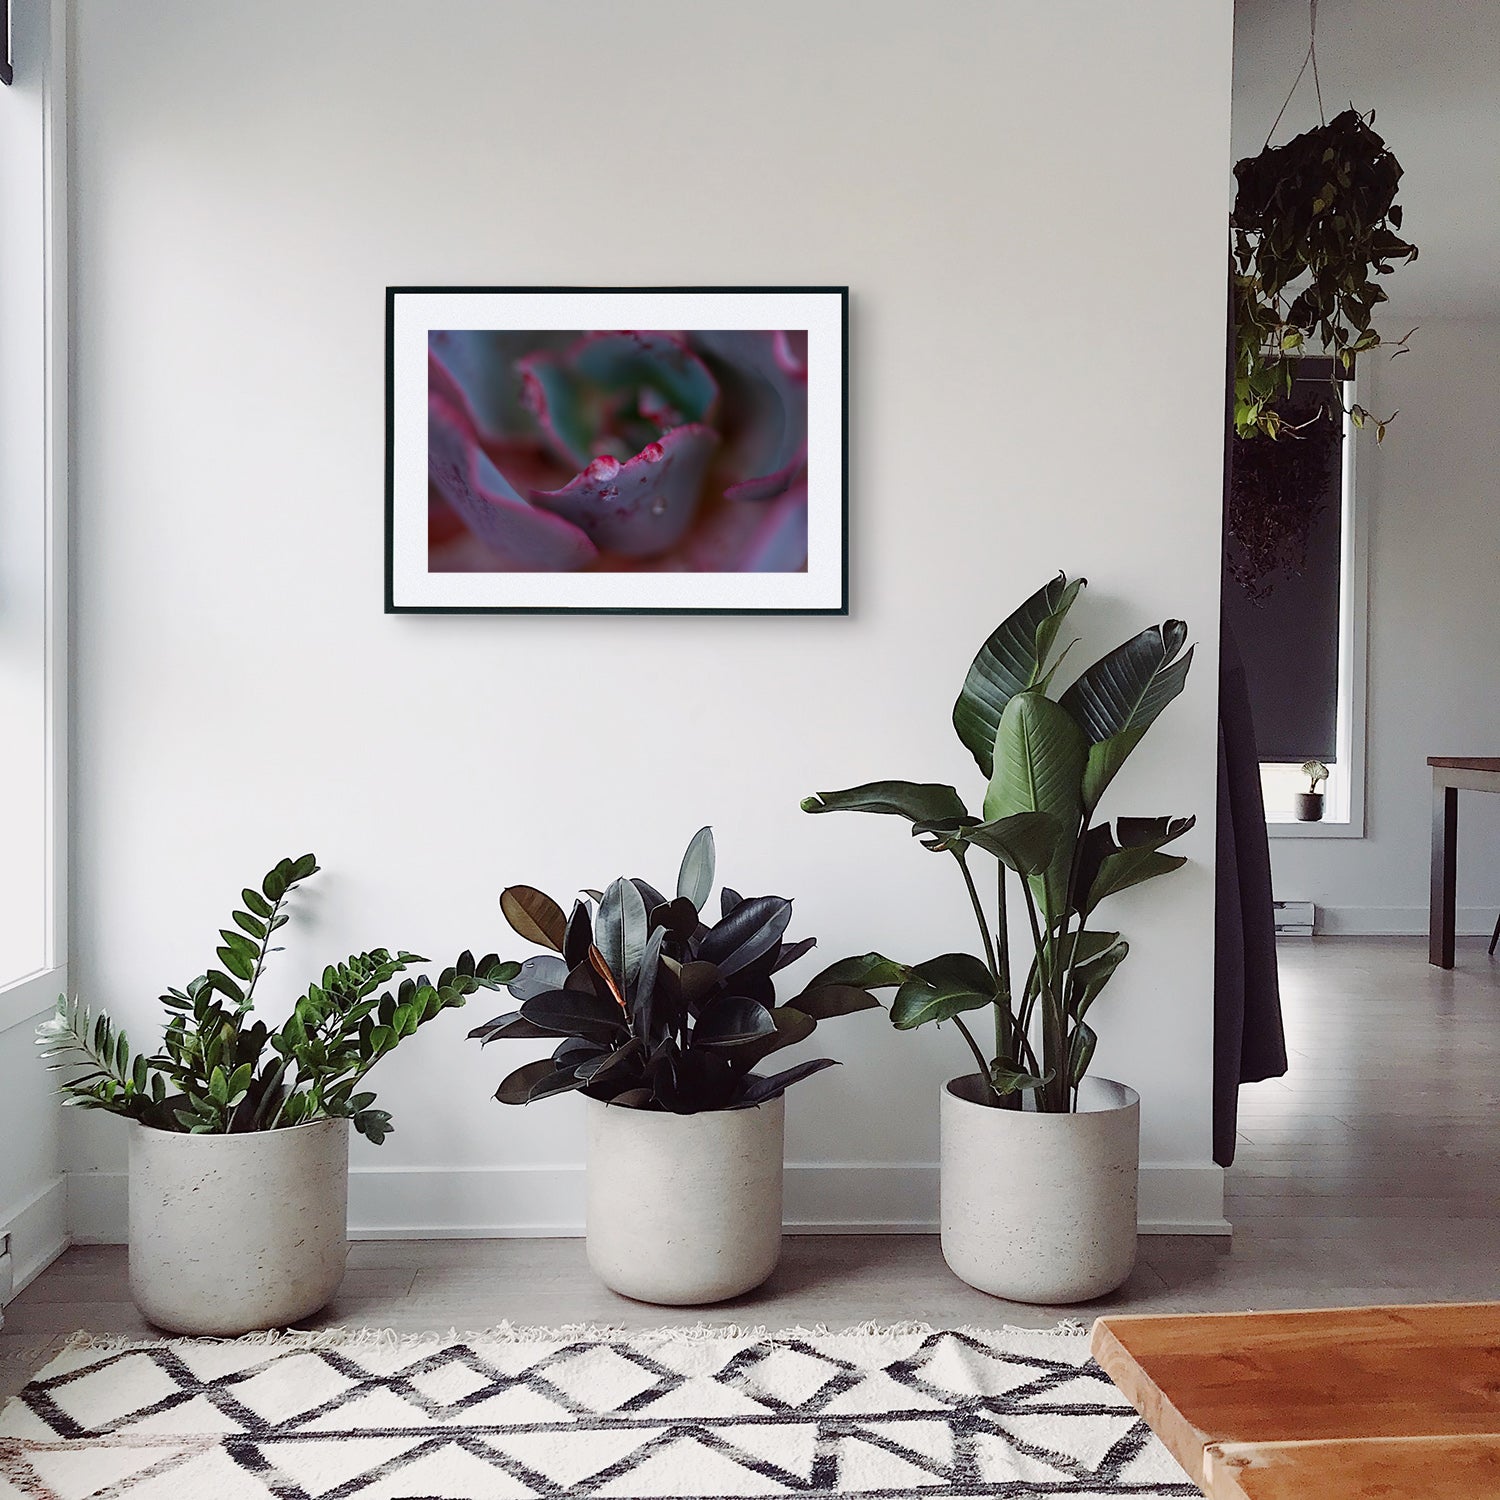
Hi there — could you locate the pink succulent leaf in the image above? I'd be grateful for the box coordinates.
[687,331,808,502]
[428,354,597,571]
[514,353,593,470]
[529,423,721,559]
[427,330,572,442]
[517,331,720,472]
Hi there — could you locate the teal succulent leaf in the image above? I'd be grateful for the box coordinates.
[427,330,573,441]
[428,355,599,570]
[518,331,719,470]
[689,331,808,502]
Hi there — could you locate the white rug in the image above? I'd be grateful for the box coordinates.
[0,1322,1196,1498]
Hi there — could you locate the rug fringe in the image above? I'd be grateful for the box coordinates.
[62,1317,1088,1355]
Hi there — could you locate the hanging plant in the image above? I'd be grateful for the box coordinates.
[1232,105,1417,439]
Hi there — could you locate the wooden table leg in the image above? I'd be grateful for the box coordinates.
[1430,782,1457,969]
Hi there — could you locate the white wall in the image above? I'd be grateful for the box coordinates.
[67,0,1234,1238]
[1270,322,1500,933]
[1233,0,1500,932]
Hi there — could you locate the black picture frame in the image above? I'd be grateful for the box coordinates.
[385,286,848,616]
[1,0,13,87]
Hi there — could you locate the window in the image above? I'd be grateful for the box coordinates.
[1223,359,1368,837]
[0,0,67,1025]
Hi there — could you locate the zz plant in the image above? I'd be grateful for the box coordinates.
[802,574,1193,1114]
[37,855,509,1143]
[471,828,876,1112]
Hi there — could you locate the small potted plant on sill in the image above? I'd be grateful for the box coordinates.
[471,828,876,1306]
[802,574,1194,1304]
[1296,760,1329,821]
[36,855,508,1336]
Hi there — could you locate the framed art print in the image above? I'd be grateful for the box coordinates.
[385,286,847,614]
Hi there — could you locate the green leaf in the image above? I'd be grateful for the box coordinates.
[804,780,966,828]
[1059,622,1194,812]
[1078,816,1195,915]
[232,910,267,940]
[890,953,995,1030]
[982,691,1087,915]
[1067,1021,1098,1085]
[1022,928,1129,1021]
[242,888,273,919]
[787,984,883,1019]
[205,969,246,1004]
[216,941,257,983]
[989,1060,1054,1096]
[952,573,1084,776]
[1064,929,1129,1018]
[499,886,568,952]
[805,953,911,991]
[676,826,715,911]
[801,781,969,825]
[960,811,1062,877]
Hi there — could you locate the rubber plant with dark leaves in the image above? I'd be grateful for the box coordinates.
[802,574,1194,1114]
[470,829,879,1112]
[429,330,810,573]
[36,856,511,1144]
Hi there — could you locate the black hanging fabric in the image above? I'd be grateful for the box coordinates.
[1214,616,1288,1167]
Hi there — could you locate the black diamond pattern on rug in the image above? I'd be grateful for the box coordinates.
[0,1326,1200,1498]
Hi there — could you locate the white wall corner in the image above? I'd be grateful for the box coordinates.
[1,1176,69,1302]
[68,1161,1229,1244]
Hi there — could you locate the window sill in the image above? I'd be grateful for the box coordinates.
[1265,817,1364,840]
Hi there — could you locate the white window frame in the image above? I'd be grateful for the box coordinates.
[0,0,67,1031]
[1262,381,1369,840]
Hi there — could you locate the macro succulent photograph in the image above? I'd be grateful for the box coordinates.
[386,288,847,614]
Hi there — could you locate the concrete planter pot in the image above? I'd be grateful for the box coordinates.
[585,1094,784,1305]
[128,1117,350,1335]
[940,1073,1139,1304]
[1294,791,1325,822]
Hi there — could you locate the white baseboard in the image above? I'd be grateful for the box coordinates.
[1,1176,69,1302]
[66,1161,1228,1243]
[1313,905,1496,936]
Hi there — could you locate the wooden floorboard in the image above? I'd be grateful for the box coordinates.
[2,936,1496,1403]
[1204,1434,1500,1500]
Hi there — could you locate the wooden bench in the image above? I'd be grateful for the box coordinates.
[1091,1303,1500,1497]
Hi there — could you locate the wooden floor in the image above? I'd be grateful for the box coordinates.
[3,937,1496,1403]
